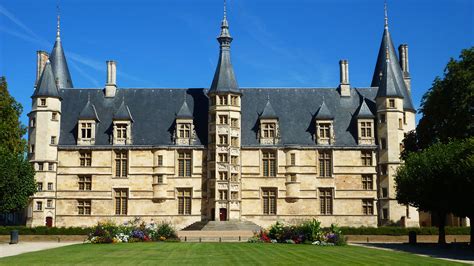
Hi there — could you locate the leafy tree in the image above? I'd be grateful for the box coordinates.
[0,76,36,213]
[395,139,473,245]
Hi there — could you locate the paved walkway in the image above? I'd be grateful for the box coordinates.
[353,243,474,265]
[0,242,80,258]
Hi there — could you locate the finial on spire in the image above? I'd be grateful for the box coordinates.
[224,0,227,19]
[56,0,61,39]
[217,0,232,46]
[384,0,388,29]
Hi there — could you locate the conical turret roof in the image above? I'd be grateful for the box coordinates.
[32,61,60,98]
[49,14,73,89]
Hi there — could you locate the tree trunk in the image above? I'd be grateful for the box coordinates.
[469,215,474,249]
[438,212,446,245]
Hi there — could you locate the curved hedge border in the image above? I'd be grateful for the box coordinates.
[0,226,470,236]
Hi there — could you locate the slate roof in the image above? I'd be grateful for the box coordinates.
[355,98,375,118]
[78,99,100,121]
[49,37,73,89]
[113,100,133,121]
[32,61,59,98]
[371,27,415,110]
[260,100,278,119]
[176,100,193,119]
[57,87,377,148]
[315,100,334,119]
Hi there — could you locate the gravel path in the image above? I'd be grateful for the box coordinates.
[0,242,81,258]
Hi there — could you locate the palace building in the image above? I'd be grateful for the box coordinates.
[27,3,425,229]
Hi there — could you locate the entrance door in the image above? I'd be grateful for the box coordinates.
[219,208,227,221]
[45,217,53,227]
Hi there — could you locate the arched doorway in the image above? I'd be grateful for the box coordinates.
[45,217,53,227]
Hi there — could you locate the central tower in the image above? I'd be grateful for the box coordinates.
[207,1,242,221]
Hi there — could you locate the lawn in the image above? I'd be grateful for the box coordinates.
[0,243,464,265]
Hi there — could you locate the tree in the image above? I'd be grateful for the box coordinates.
[395,139,473,245]
[0,77,36,213]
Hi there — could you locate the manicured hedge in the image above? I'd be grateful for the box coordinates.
[0,226,91,235]
[338,226,471,236]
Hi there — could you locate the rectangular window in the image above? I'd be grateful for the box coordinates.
[219,135,228,145]
[48,163,53,171]
[380,138,387,150]
[231,156,238,165]
[36,201,43,211]
[78,176,92,191]
[319,123,331,138]
[178,123,191,138]
[231,96,238,106]
[290,174,297,182]
[219,190,228,200]
[30,118,36,128]
[380,114,386,123]
[40,98,46,106]
[50,136,56,145]
[47,199,53,208]
[362,199,374,215]
[361,151,372,166]
[361,122,372,137]
[177,188,192,215]
[231,118,238,128]
[382,187,388,198]
[116,124,127,139]
[318,151,332,177]
[52,112,58,121]
[262,123,276,138]
[47,182,53,191]
[37,182,43,191]
[262,188,277,215]
[38,162,44,171]
[389,99,395,108]
[381,164,388,176]
[382,208,389,220]
[231,191,238,200]
[231,173,238,182]
[219,172,228,180]
[218,153,228,163]
[178,152,192,177]
[262,151,276,177]
[156,175,164,184]
[362,175,373,190]
[231,137,239,147]
[114,189,128,215]
[219,96,228,105]
[403,112,407,124]
[219,115,228,125]
[290,153,296,166]
[80,152,92,167]
[78,200,91,215]
[31,144,35,153]
[319,188,333,215]
[81,123,92,139]
[157,155,163,166]
[115,151,128,177]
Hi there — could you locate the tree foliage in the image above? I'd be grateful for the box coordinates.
[0,76,36,213]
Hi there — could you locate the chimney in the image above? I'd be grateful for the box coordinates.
[35,51,49,87]
[398,44,411,92]
[338,59,350,97]
[105,60,117,97]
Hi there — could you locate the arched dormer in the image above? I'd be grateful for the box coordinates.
[315,100,335,145]
[77,97,99,145]
[112,100,133,145]
[258,99,280,145]
[174,99,196,145]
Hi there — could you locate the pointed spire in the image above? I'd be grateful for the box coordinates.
[79,94,100,121]
[315,99,334,120]
[177,96,193,119]
[355,98,375,118]
[113,99,133,121]
[49,1,73,89]
[32,61,60,98]
[384,0,388,29]
[209,0,239,95]
[260,99,278,119]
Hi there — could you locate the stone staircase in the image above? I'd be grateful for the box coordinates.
[178,220,261,242]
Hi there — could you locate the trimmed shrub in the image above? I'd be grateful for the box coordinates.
[338,226,470,236]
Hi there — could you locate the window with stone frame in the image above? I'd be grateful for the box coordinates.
[382,208,389,220]
[218,153,228,163]
[219,135,228,145]
[115,151,128,177]
[231,191,238,200]
[362,199,374,215]
[231,156,238,165]
[388,99,395,108]
[219,115,228,125]
[177,188,192,215]
[361,151,372,166]
[37,182,43,191]
[155,175,164,184]
[380,138,387,150]
[381,187,388,198]
[262,151,276,177]
[48,163,54,171]
[230,95,239,106]
[52,112,58,121]
[30,117,36,128]
[262,188,277,215]
[80,122,93,139]
[360,122,372,137]
[219,171,228,180]
[318,151,332,177]
[38,163,44,171]
[80,152,92,167]
[319,188,333,215]
[78,176,92,191]
[157,155,163,166]
[379,114,386,123]
[47,182,53,191]
[231,137,239,147]
[116,123,127,140]
[290,153,296,166]
[362,175,373,190]
[219,95,228,105]
[319,123,331,138]
[178,123,191,138]
[114,188,128,215]
[51,136,56,145]
[230,173,238,182]
[78,200,91,215]
[47,199,53,208]
[40,98,46,106]
[30,144,35,154]
[262,123,276,138]
[219,190,228,200]
[178,151,192,177]
[231,118,239,128]
[36,201,43,211]
[380,164,388,176]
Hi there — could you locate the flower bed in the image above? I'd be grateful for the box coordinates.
[248,219,346,246]
[86,218,179,244]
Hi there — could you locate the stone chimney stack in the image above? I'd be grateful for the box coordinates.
[105,60,117,97]
[398,44,411,92]
[35,51,49,87]
[338,59,350,97]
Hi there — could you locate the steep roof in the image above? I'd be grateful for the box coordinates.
[209,10,239,94]
[49,29,73,89]
[113,100,133,121]
[32,61,59,98]
[315,100,334,119]
[176,100,193,119]
[371,26,415,110]
[355,98,375,118]
[260,99,278,119]
[78,99,99,121]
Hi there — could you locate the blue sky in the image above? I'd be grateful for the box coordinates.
[1,0,473,126]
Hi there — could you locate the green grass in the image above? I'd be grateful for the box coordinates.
[0,243,464,265]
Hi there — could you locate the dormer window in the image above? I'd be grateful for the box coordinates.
[355,99,375,145]
[77,100,99,145]
[112,100,133,145]
[262,123,276,138]
[175,100,195,145]
[179,124,191,138]
[81,123,92,139]
[314,100,335,145]
[259,99,280,145]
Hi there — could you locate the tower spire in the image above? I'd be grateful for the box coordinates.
[384,0,388,29]
[218,0,232,47]
[56,1,61,40]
